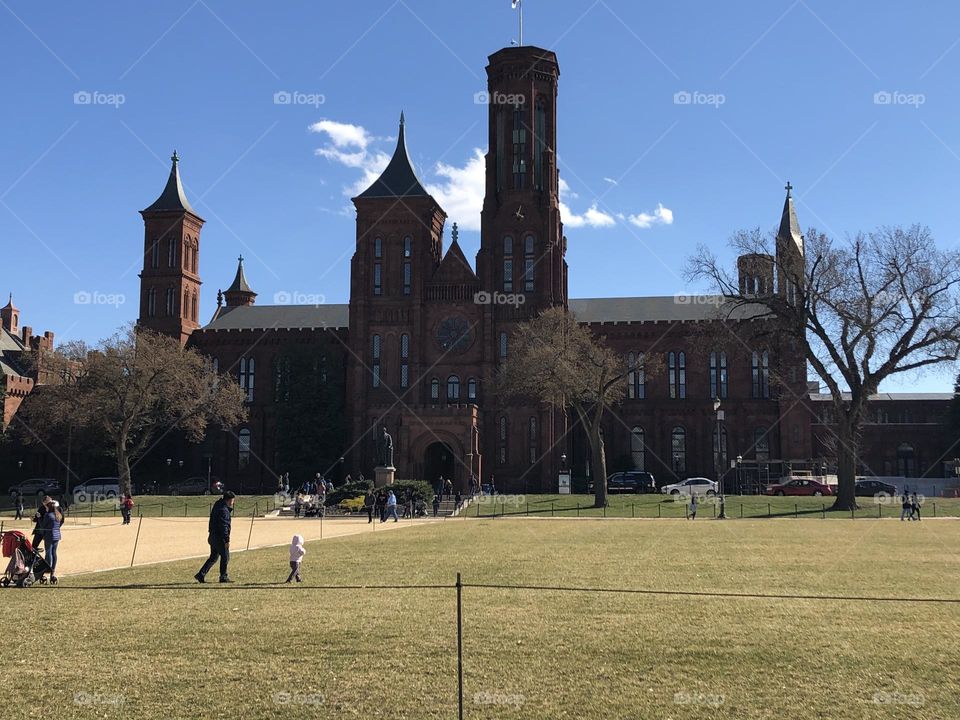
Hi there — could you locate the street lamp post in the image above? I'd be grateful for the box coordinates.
[714,397,726,519]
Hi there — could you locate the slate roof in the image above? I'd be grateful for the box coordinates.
[0,328,26,377]
[808,392,952,402]
[568,296,768,323]
[142,152,200,217]
[200,304,349,332]
[225,256,255,295]
[354,113,431,199]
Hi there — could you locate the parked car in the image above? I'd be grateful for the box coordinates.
[166,477,222,496]
[589,471,657,494]
[854,479,897,497]
[660,477,718,496]
[8,478,62,498]
[764,478,833,496]
[73,478,121,503]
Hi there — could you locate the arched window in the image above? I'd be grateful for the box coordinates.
[399,333,409,388]
[150,239,160,268]
[191,291,198,322]
[467,377,478,401]
[238,429,251,470]
[183,290,189,318]
[631,426,645,471]
[371,335,381,388]
[402,236,412,296]
[503,236,513,292]
[167,238,177,267]
[524,234,535,292]
[146,288,156,317]
[499,331,508,359]
[165,287,175,316]
[754,427,770,462]
[627,352,645,399]
[671,426,686,473]
[239,357,255,402]
[498,416,508,464]
[528,416,538,465]
[430,377,440,402]
[512,101,527,189]
[373,237,383,296]
[713,424,727,471]
[669,352,686,399]
[752,351,770,399]
[897,443,915,477]
[447,375,460,402]
[710,351,728,399]
[627,352,637,399]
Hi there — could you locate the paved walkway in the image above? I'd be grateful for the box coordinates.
[0,514,440,577]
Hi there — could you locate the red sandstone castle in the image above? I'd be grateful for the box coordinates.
[127,45,953,493]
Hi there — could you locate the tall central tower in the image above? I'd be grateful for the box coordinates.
[476,46,567,311]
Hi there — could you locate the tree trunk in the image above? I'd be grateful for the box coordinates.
[831,421,859,511]
[116,440,133,497]
[590,426,608,508]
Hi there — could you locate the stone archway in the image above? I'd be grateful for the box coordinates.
[423,442,456,490]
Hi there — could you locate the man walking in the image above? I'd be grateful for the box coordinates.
[383,490,399,522]
[910,492,921,521]
[365,489,375,524]
[900,491,912,521]
[13,490,23,520]
[195,491,236,583]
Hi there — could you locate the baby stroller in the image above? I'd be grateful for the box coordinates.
[1,530,55,587]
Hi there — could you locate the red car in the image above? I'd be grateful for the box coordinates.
[764,478,834,496]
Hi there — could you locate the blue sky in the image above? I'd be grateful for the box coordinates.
[2,1,959,392]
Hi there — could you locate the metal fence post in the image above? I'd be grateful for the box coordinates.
[246,507,256,551]
[130,515,143,567]
[657,504,661,518]
[878,503,881,519]
[631,504,635,519]
[795,503,798,518]
[767,503,771,518]
[551,502,555,517]
[160,504,164,518]
[933,502,936,518]
[577,504,580,517]
[456,572,464,720]
[739,503,743,519]
[822,503,825,519]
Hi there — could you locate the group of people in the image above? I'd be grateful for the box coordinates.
[364,489,407,522]
[26,495,63,581]
[901,491,923,521]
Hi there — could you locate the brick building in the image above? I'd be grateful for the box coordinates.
[1,294,55,431]
[128,43,958,494]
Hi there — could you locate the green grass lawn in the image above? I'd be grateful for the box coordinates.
[1,518,957,719]
[470,492,960,519]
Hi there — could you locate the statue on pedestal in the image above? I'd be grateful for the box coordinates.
[377,425,394,468]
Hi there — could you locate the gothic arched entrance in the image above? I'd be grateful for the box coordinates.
[424,442,456,488]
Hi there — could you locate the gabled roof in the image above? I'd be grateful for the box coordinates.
[431,225,479,285]
[354,113,431,200]
[778,182,803,254]
[142,151,200,217]
[569,296,768,323]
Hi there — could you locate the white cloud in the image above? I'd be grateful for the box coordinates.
[603,177,618,186]
[425,149,486,231]
[561,202,616,228]
[309,119,372,149]
[627,203,674,229]
[558,177,578,200]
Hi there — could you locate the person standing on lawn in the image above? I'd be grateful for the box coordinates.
[364,489,375,524]
[13,490,23,520]
[285,534,305,583]
[195,491,236,583]
[432,494,440,517]
[31,495,51,550]
[900,491,912,521]
[910,492,921,521]
[688,494,698,520]
[120,494,134,525]
[40,499,63,582]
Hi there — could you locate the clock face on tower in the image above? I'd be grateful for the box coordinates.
[435,316,473,354]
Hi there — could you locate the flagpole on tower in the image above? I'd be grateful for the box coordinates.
[512,0,523,46]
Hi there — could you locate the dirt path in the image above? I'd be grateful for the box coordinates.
[0,514,440,576]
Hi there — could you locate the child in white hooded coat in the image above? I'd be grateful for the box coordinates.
[286,534,305,583]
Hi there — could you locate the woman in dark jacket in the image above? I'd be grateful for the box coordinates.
[40,500,63,581]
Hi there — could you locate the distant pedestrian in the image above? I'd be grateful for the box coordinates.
[911,492,921,521]
[358,472,365,484]
[195,491,236,583]
[343,473,352,486]
[375,491,385,523]
[13,490,23,520]
[432,494,440,517]
[365,489,375,523]
[40,499,63,582]
[688,494,698,520]
[293,493,303,518]
[454,491,462,511]
[444,478,453,499]
[31,496,51,550]
[900,492,912,521]
[120,494,134,525]
[383,491,399,522]
[285,534,305,583]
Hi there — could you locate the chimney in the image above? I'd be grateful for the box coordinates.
[21,326,33,344]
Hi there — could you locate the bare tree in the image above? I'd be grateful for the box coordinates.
[18,325,247,496]
[688,224,960,510]
[496,306,645,508]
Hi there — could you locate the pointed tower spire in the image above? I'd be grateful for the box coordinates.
[223,255,257,307]
[777,181,803,254]
[1,293,19,334]
[143,151,199,216]
[354,113,430,199]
